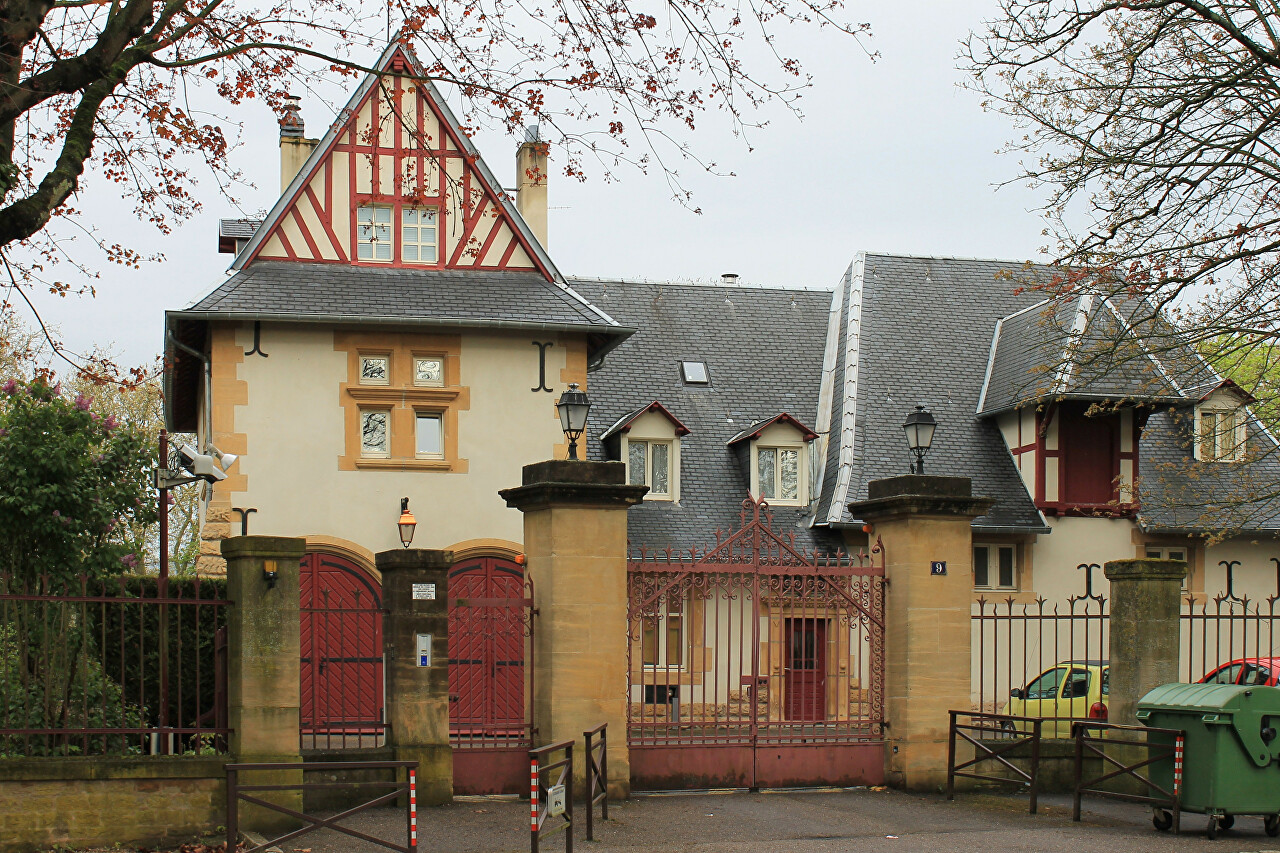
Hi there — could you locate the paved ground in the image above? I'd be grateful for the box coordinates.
[277,788,1280,853]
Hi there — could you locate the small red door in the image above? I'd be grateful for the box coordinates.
[785,618,826,722]
[300,553,384,738]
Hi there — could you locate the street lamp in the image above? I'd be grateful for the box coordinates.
[556,383,591,460]
[902,405,937,475]
[398,497,417,548]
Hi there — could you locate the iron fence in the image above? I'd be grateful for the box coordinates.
[583,722,608,841]
[973,591,1280,731]
[0,573,229,756]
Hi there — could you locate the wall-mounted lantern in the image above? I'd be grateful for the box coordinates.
[398,497,417,548]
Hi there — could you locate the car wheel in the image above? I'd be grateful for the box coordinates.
[1265,814,1280,837]
[1000,720,1016,734]
[1152,810,1173,832]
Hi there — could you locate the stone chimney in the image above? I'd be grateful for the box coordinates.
[279,95,319,192]
[515,126,548,249]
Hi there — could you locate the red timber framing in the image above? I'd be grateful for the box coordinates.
[626,496,886,791]
[247,46,550,278]
[448,556,535,795]
[1031,403,1143,517]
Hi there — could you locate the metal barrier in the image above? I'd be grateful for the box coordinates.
[530,739,574,853]
[584,723,608,840]
[226,760,418,853]
[1071,721,1184,834]
[946,711,1043,814]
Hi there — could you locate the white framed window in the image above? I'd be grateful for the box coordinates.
[974,544,1017,590]
[416,413,443,458]
[628,439,672,499]
[401,207,438,264]
[641,600,684,668]
[360,409,390,457]
[1145,546,1190,592]
[757,446,802,503]
[1195,406,1245,462]
[356,205,393,261]
[359,355,390,385]
[413,356,444,387]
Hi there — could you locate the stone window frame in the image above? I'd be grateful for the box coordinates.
[336,331,470,473]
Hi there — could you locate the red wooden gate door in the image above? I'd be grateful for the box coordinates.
[448,556,532,794]
[784,618,827,722]
[300,553,385,749]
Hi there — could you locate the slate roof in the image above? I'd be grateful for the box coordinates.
[979,295,1185,415]
[571,278,846,555]
[1137,409,1280,533]
[219,219,262,239]
[172,260,624,333]
[816,253,1052,532]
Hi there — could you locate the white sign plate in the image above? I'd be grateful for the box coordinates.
[547,784,566,817]
[412,583,437,600]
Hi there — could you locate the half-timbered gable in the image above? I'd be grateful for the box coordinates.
[236,45,549,276]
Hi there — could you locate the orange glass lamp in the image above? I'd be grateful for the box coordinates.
[398,497,417,548]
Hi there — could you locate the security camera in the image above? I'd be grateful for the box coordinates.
[183,445,226,483]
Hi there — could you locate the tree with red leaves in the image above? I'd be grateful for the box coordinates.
[0,0,872,381]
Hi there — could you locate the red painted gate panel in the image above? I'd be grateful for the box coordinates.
[300,553,384,749]
[448,556,532,794]
[784,618,827,722]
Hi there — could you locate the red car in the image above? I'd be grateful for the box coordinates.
[1198,657,1280,687]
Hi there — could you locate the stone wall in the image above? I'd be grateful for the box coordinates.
[0,757,225,853]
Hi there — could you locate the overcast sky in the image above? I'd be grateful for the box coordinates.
[24,0,1048,368]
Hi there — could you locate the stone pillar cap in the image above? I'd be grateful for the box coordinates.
[221,535,307,559]
[849,475,994,522]
[376,549,455,571]
[500,459,648,511]
[1104,558,1188,582]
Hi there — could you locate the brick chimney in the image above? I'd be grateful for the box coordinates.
[515,126,548,249]
[279,95,319,192]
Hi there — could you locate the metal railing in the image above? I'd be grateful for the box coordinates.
[226,760,419,853]
[0,573,229,756]
[584,723,608,841]
[946,711,1043,814]
[1071,721,1184,834]
[530,739,574,853]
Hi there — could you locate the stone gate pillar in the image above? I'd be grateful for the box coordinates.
[377,548,454,806]
[222,535,307,833]
[1104,558,1187,727]
[849,475,993,792]
[499,460,647,799]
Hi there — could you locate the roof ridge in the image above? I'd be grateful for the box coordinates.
[567,275,833,293]
[862,251,1057,268]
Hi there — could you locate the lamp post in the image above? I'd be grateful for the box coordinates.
[902,405,937,475]
[398,497,417,548]
[556,382,591,460]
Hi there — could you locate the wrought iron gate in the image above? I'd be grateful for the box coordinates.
[627,497,886,790]
[448,556,534,794]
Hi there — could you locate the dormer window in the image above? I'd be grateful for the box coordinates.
[600,401,690,502]
[728,413,818,507]
[757,447,800,501]
[1193,382,1253,463]
[1195,405,1245,462]
[628,440,671,497]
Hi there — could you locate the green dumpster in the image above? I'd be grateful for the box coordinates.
[1136,682,1280,839]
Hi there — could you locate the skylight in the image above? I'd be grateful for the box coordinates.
[681,361,709,384]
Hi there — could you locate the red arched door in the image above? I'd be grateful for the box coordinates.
[300,552,384,747]
[449,555,531,794]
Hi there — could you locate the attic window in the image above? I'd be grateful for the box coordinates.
[1195,405,1245,462]
[681,361,709,384]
